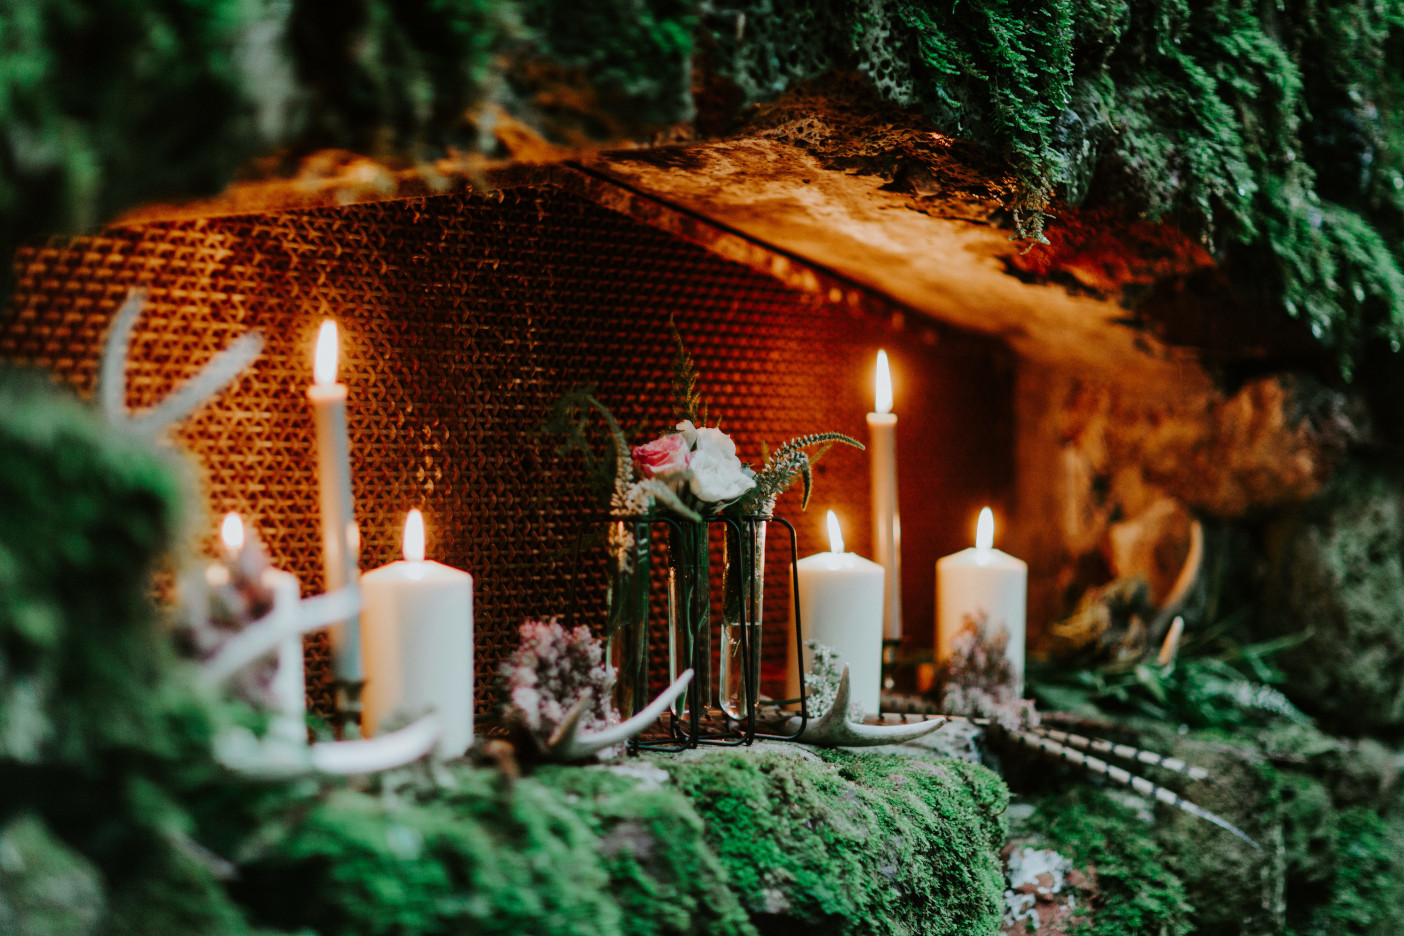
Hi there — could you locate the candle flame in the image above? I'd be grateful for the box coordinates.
[221,512,244,551]
[314,320,338,385]
[874,350,893,414]
[975,507,994,553]
[826,509,845,554]
[403,509,426,562]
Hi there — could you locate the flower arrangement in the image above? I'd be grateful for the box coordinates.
[542,319,864,568]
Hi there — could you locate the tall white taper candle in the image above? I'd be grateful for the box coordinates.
[307,320,362,686]
[867,350,902,642]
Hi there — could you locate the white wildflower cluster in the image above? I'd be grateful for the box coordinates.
[500,618,618,740]
[802,640,864,722]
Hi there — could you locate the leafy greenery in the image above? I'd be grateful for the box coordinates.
[1030,609,1312,730]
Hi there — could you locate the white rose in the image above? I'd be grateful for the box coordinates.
[675,419,698,447]
[688,446,756,504]
[693,426,738,459]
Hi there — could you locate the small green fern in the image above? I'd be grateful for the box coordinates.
[670,316,705,426]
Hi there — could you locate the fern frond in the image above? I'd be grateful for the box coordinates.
[587,396,634,505]
[670,316,703,424]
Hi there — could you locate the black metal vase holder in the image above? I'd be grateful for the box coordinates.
[567,513,809,753]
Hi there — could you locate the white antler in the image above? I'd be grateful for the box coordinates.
[787,665,947,747]
[98,288,263,436]
[203,585,361,684]
[535,669,694,762]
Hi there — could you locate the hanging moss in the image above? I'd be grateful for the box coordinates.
[3,0,1403,372]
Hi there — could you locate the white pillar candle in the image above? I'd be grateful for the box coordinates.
[867,350,902,642]
[788,511,886,714]
[216,514,305,735]
[307,320,363,687]
[361,510,475,758]
[936,507,1028,694]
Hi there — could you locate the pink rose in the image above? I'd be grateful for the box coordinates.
[632,433,691,479]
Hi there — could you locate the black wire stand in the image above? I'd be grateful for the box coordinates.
[566,513,808,752]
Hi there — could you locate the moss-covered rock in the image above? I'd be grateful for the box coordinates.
[232,749,1010,936]
[1156,737,1286,936]
[1261,460,1404,735]
[665,745,1009,936]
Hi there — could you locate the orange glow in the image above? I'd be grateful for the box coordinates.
[826,509,845,554]
[403,509,426,562]
[314,320,339,385]
[874,350,893,414]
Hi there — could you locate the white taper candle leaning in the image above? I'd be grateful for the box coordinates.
[867,350,902,643]
[788,510,886,714]
[361,510,475,758]
[307,320,363,688]
[936,507,1028,694]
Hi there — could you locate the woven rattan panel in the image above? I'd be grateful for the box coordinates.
[2,184,1014,715]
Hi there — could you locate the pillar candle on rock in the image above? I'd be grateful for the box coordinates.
[361,510,475,758]
[867,350,902,645]
[307,320,363,696]
[788,510,886,714]
[212,513,305,734]
[936,507,1028,694]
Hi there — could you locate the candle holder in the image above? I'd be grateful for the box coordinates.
[567,513,810,751]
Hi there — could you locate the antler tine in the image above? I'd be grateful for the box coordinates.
[542,669,695,763]
[789,665,948,747]
[98,289,145,422]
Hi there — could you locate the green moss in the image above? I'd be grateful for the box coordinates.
[1305,809,1404,936]
[1010,785,1194,936]
[235,751,1010,936]
[517,0,697,129]
[0,370,184,768]
[1261,460,1404,735]
[0,814,105,936]
[665,746,1009,936]
[1155,736,1285,936]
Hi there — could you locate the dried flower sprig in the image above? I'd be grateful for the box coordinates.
[732,430,864,515]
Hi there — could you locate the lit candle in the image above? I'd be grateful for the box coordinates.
[360,510,475,758]
[936,507,1028,694]
[788,510,886,714]
[867,350,902,643]
[215,513,305,732]
[307,320,363,691]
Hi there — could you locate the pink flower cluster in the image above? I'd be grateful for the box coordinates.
[631,420,755,507]
[500,617,618,740]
